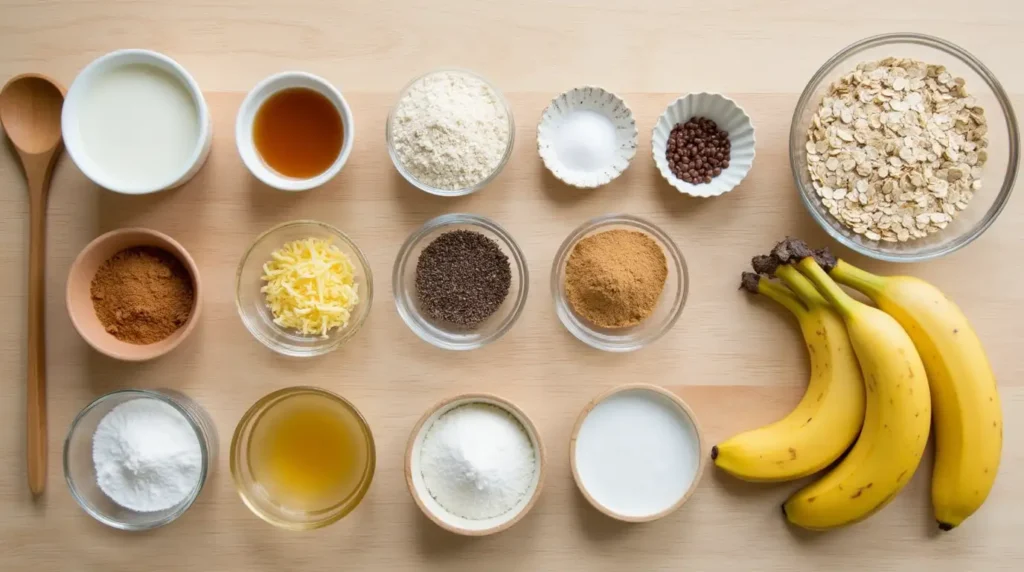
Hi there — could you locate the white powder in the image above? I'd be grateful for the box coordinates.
[419,403,536,520]
[92,398,203,512]
[392,71,510,190]
[552,109,617,172]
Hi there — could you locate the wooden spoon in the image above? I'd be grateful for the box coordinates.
[0,74,66,496]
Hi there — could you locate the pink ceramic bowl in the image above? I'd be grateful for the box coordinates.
[66,228,202,361]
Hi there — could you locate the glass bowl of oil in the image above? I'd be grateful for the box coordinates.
[230,386,376,530]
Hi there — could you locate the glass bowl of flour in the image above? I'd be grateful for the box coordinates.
[386,68,515,197]
[63,389,215,530]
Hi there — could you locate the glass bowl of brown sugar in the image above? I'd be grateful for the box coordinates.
[551,214,687,352]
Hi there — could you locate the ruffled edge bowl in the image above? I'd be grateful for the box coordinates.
[652,92,756,197]
[538,86,638,188]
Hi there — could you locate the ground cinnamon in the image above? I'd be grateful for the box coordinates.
[90,247,195,344]
[564,229,667,328]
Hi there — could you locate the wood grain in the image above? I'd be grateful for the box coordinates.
[1,0,1023,569]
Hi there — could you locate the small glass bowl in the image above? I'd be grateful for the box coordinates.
[552,214,688,352]
[385,68,515,197]
[393,213,529,351]
[230,387,376,530]
[790,33,1019,262]
[235,220,373,357]
[63,389,216,531]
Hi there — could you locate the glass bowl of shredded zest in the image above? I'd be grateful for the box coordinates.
[63,389,216,531]
[236,220,373,357]
[551,214,688,353]
[386,68,516,197]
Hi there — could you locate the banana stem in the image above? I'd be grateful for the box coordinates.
[829,260,885,299]
[776,265,829,309]
[796,257,857,318]
[755,277,807,318]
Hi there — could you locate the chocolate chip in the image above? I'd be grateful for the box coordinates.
[664,117,731,185]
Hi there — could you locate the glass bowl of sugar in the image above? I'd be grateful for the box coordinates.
[63,389,216,531]
[386,68,515,197]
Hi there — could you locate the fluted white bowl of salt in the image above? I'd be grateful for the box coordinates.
[405,394,546,536]
[537,87,637,188]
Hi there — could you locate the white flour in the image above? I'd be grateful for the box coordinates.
[419,403,536,520]
[392,71,510,190]
[92,397,203,512]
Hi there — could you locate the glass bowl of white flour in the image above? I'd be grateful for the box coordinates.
[63,389,215,530]
[387,68,515,197]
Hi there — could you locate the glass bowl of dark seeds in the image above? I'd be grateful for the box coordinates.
[393,213,529,350]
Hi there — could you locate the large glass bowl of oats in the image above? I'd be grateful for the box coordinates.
[790,33,1019,262]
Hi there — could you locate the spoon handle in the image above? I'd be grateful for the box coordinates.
[27,179,47,496]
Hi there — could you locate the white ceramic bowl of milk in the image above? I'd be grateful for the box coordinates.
[62,49,212,195]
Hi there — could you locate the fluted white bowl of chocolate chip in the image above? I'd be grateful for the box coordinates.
[652,93,756,198]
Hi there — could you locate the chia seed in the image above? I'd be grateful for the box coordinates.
[415,230,512,328]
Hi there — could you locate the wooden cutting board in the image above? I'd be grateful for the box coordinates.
[0,89,1021,571]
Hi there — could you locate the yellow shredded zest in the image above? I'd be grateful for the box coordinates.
[260,237,359,338]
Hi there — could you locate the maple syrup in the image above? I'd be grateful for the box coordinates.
[252,87,343,179]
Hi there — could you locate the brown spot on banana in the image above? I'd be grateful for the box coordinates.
[788,448,797,460]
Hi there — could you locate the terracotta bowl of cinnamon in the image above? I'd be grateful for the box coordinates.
[67,228,202,361]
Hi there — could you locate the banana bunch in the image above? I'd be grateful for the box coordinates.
[717,237,1002,532]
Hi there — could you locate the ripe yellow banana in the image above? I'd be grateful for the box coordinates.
[714,272,864,482]
[782,256,931,531]
[829,259,1002,531]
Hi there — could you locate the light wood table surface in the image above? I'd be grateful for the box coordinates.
[1,1,1022,570]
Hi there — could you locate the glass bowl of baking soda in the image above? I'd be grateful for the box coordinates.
[386,68,515,197]
[63,389,215,530]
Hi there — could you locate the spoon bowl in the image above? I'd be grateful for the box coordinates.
[1,75,64,154]
[1,72,66,496]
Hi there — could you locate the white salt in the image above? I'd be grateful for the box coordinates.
[552,109,618,172]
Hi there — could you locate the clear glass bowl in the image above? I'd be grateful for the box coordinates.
[230,386,376,530]
[63,389,216,531]
[235,220,373,357]
[552,214,688,352]
[790,33,1019,262]
[393,213,529,350]
[385,68,515,197]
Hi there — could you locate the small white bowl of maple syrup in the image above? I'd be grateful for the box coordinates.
[235,71,354,191]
